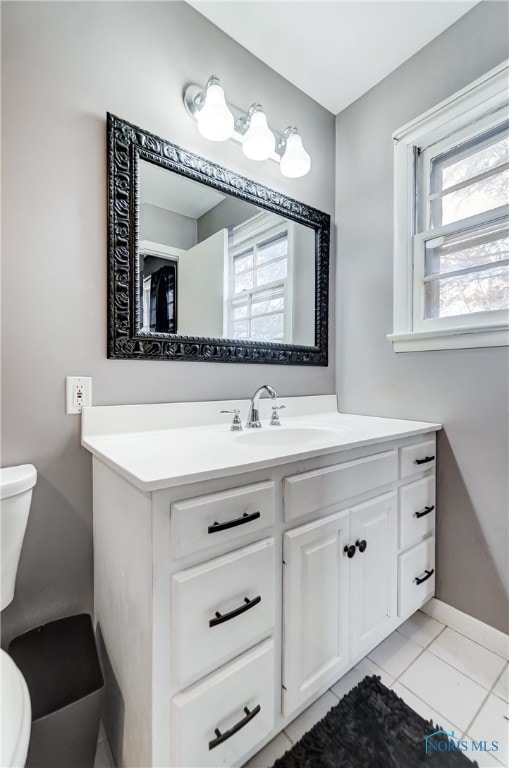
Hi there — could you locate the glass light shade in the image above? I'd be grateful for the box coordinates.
[196,82,234,142]
[280,132,311,178]
[242,110,276,161]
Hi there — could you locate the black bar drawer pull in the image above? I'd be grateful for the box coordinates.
[208,510,261,534]
[209,595,261,628]
[208,704,261,750]
[415,455,435,465]
[415,505,435,519]
[414,568,434,585]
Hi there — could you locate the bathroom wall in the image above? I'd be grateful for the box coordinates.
[197,196,257,241]
[1,1,335,644]
[335,1,509,633]
[140,203,198,249]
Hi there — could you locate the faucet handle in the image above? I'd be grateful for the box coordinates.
[220,409,243,432]
[269,404,285,427]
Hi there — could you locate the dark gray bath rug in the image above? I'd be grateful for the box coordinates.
[272,676,479,768]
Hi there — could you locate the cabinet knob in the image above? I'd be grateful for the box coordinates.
[343,544,356,559]
[355,539,367,553]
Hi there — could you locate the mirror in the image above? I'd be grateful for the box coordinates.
[107,114,330,365]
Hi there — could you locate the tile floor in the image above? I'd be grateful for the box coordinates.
[95,611,509,768]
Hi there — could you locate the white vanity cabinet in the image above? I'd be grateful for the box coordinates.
[397,448,437,618]
[85,400,440,768]
[167,482,277,767]
[349,493,397,654]
[282,491,399,715]
[170,538,275,688]
[171,639,276,768]
[282,507,351,715]
[282,490,398,714]
[281,442,436,718]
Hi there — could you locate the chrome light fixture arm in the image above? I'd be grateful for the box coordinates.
[183,76,310,176]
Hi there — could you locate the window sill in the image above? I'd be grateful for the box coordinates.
[387,324,509,352]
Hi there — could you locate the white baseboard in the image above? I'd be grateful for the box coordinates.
[421,598,509,661]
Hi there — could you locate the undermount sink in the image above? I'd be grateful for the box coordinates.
[234,425,340,447]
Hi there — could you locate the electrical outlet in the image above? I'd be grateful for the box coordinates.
[66,376,92,414]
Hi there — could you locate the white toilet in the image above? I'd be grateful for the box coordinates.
[1,464,37,768]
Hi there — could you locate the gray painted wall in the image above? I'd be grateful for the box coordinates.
[335,1,509,633]
[3,0,505,648]
[140,203,198,250]
[1,1,335,645]
[197,196,257,242]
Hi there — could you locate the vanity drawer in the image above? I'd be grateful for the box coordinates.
[171,639,275,768]
[399,476,436,549]
[171,481,275,559]
[283,450,398,521]
[400,439,436,479]
[171,539,275,687]
[398,537,435,618]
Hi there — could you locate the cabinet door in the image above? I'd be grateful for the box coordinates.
[350,492,397,660]
[282,509,350,717]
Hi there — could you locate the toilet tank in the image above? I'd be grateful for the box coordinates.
[1,465,37,610]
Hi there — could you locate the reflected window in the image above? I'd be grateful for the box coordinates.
[227,213,291,341]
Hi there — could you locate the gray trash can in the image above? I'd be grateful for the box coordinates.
[8,614,104,768]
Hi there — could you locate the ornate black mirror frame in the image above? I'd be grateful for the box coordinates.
[107,113,330,365]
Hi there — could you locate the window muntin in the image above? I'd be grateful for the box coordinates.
[390,61,509,351]
[230,285,286,341]
[424,265,509,319]
[232,235,288,294]
[426,220,508,275]
[423,220,509,319]
[430,123,508,218]
[415,117,509,329]
[227,214,291,342]
[439,131,509,190]
[257,235,288,264]
[251,287,285,316]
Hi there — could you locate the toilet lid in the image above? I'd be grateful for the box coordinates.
[0,649,31,767]
[0,465,37,500]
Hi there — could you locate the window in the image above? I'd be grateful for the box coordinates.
[390,61,509,351]
[227,213,292,342]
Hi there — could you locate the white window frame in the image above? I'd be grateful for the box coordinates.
[389,60,509,352]
[226,212,294,342]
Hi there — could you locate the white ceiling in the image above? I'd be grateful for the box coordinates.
[140,160,226,218]
[189,1,479,114]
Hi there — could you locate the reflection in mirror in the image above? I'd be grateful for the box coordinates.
[139,160,315,345]
[107,113,329,364]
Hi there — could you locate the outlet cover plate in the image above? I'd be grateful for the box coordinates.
[66,376,92,414]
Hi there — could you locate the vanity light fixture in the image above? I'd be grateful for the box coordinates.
[190,76,235,142]
[239,104,275,161]
[279,127,311,179]
[184,76,311,177]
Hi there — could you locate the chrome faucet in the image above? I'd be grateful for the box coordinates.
[246,385,278,428]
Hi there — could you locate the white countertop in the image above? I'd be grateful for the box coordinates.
[81,395,441,491]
